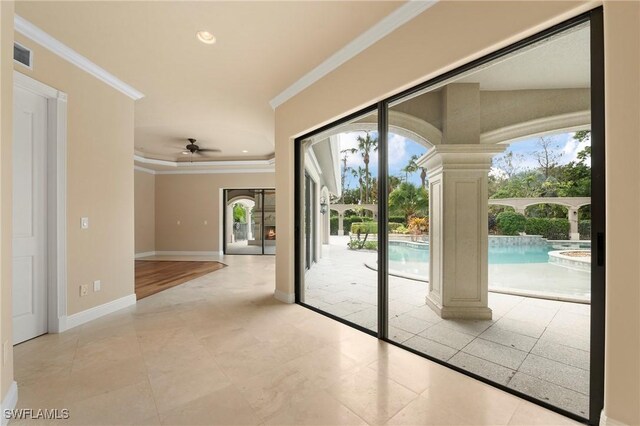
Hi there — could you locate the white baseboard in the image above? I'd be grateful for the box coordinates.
[1,381,18,426]
[274,289,295,304]
[600,410,628,426]
[135,251,156,258]
[154,251,219,256]
[64,294,137,331]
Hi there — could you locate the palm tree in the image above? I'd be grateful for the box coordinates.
[356,132,378,204]
[419,166,427,189]
[389,182,429,223]
[340,148,357,201]
[388,175,403,193]
[351,166,366,205]
[402,155,419,182]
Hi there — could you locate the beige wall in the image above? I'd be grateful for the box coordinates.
[135,170,155,254]
[1,0,15,402]
[11,31,136,317]
[155,173,275,252]
[274,1,639,424]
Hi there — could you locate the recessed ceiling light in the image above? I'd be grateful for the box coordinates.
[196,30,216,45]
[242,150,249,153]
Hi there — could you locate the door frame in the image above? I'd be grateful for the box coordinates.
[13,71,67,334]
[221,187,276,256]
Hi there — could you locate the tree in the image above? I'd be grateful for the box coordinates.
[493,151,525,179]
[536,137,562,179]
[389,182,429,223]
[419,166,427,189]
[356,132,378,204]
[340,148,357,202]
[350,166,366,206]
[233,203,246,223]
[402,155,419,181]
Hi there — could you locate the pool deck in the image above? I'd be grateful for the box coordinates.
[304,236,591,417]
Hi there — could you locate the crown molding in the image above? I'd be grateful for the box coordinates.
[269,0,438,109]
[134,154,275,175]
[14,15,144,100]
[134,165,156,175]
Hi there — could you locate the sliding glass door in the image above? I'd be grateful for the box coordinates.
[297,109,379,333]
[295,9,604,424]
[223,189,275,255]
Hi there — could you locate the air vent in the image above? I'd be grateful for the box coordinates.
[13,42,32,69]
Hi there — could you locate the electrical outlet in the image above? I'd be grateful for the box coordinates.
[93,280,101,292]
[80,284,89,297]
[81,217,89,229]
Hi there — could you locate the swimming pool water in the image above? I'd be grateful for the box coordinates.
[388,243,554,265]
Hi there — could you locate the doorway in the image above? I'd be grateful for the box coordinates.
[223,189,276,255]
[12,85,48,344]
[12,72,68,341]
[294,9,604,425]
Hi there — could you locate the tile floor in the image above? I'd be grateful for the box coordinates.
[304,239,591,418]
[13,254,580,425]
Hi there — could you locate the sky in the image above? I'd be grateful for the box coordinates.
[337,130,591,189]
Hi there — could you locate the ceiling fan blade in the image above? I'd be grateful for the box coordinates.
[197,148,222,153]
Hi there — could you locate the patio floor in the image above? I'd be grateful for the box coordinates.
[303,236,590,418]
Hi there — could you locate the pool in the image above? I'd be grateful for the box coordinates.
[389,242,555,265]
[386,240,591,301]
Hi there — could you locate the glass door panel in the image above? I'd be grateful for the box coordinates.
[299,109,379,333]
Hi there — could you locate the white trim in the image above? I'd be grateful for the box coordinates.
[600,411,628,426]
[274,289,295,304]
[1,381,18,426]
[64,294,136,331]
[269,0,438,109]
[480,111,591,145]
[155,168,274,175]
[154,251,219,256]
[134,165,156,175]
[134,154,274,168]
[13,71,68,334]
[14,15,144,100]
[135,251,156,259]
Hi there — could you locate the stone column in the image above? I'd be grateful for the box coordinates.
[245,205,253,240]
[337,212,344,236]
[419,144,506,320]
[568,207,579,240]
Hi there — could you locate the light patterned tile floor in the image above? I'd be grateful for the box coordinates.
[13,255,580,425]
[304,238,591,418]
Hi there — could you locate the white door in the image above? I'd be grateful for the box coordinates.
[13,86,48,344]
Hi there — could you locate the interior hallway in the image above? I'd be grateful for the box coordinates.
[12,255,579,425]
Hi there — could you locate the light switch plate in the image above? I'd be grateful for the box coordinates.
[93,280,101,292]
[81,217,89,229]
[80,284,89,297]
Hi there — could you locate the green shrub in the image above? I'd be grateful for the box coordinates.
[388,223,403,233]
[524,217,569,240]
[389,216,405,224]
[351,222,378,234]
[330,215,374,235]
[579,220,591,240]
[347,240,377,250]
[496,211,526,236]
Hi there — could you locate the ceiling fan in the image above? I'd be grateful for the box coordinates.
[181,138,221,158]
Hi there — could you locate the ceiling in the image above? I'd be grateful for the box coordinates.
[457,24,590,90]
[16,1,403,162]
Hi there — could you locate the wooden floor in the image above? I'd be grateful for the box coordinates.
[134,260,226,299]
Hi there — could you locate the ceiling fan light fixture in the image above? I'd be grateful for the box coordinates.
[182,151,190,155]
[196,30,216,45]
